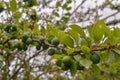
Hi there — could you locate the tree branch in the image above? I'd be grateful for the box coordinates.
[69,0,87,18]
[102,11,120,20]
[72,45,116,55]
[34,68,60,80]
[106,19,120,25]
[27,50,43,61]
[8,66,22,80]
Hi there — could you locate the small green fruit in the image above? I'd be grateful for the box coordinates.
[11,25,17,32]
[55,49,62,54]
[30,14,37,20]
[26,38,32,45]
[90,53,100,64]
[62,56,73,66]
[4,24,17,33]
[4,24,11,32]
[36,44,41,50]
[48,48,56,56]
[56,59,63,67]
[51,38,60,46]
[22,34,29,43]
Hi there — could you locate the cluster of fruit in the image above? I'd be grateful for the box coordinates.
[2,24,33,51]
[47,37,100,73]
[2,24,101,72]
[56,56,84,71]
[56,53,100,69]
[47,38,61,55]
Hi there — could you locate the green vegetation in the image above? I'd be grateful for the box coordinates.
[0,2,4,13]
[0,0,120,80]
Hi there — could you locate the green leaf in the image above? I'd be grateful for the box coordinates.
[49,77,56,80]
[61,16,69,23]
[61,35,74,48]
[88,20,107,42]
[67,0,72,4]
[65,12,71,16]
[10,0,17,11]
[112,49,120,56]
[73,55,82,62]
[51,28,66,40]
[92,27,103,41]
[50,54,65,60]
[70,24,85,38]
[53,11,59,17]
[81,45,90,58]
[5,2,10,12]
[91,64,101,75]
[56,1,61,7]
[81,45,90,54]
[67,29,79,45]
[80,38,88,46]
[22,20,31,32]
[62,3,67,9]
[66,7,72,11]
[70,61,77,76]
[109,27,120,43]
[109,62,120,73]
[107,51,115,63]
[33,23,40,35]
[80,59,92,67]
[13,12,22,19]
[66,48,74,55]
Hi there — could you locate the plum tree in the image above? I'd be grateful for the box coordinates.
[1,0,120,80]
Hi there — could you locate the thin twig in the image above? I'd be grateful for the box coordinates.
[28,50,43,61]
[70,0,87,18]
[8,66,22,80]
[34,68,60,80]
[102,11,120,20]
[106,19,120,25]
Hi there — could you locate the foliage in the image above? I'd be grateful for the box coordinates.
[0,0,120,80]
